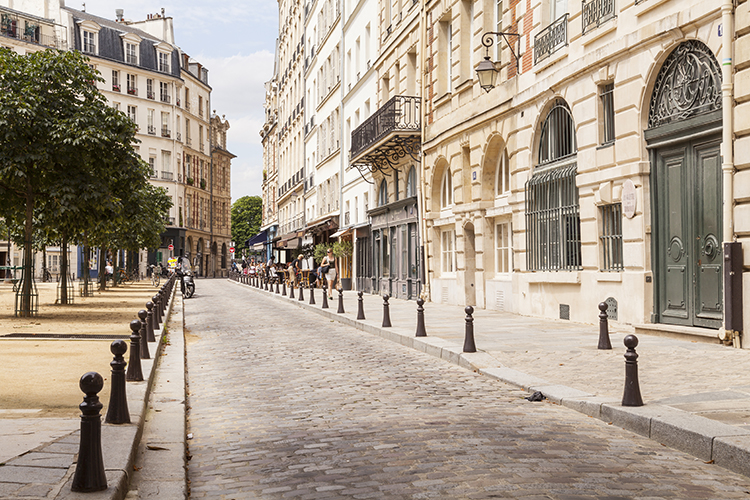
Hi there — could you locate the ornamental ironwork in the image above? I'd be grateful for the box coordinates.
[648,40,722,129]
[582,0,616,36]
[534,14,568,64]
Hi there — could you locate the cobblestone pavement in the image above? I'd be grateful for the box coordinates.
[185,280,750,499]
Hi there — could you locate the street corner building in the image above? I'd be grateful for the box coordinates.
[261,0,750,347]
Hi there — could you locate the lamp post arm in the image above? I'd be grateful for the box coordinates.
[481,31,521,73]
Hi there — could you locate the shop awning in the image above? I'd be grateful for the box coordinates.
[245,230,268,247]
[330,227,353,239]
[304,215,339,235]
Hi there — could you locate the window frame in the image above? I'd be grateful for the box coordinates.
[495,150,510,197]
[495,220,512,276]
[441,168,453,209]
[441,229,457,274]
[599,82,615,145]
[378,179,388,206]
[600,202,623,272]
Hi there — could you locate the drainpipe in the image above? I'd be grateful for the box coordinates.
[721,0,738,346]
[417,0,430,301]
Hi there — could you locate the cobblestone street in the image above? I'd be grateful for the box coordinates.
[185,281,750,499]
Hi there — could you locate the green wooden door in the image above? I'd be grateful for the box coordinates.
[655,138,722,329]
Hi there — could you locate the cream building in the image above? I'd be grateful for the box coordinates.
[422,0,746,344]
[260,68,280,259]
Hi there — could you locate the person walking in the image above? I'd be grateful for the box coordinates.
[321,248,337,300]
[293,254,304,287]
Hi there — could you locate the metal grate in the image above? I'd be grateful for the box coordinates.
[534,14,568,64]
[442,287,449,303]
[559,304,570,320]
[600,203,623,271]
[525,165,581,271]
[582,0,616,35]
[538,100,577,166]
[495,290,505,312]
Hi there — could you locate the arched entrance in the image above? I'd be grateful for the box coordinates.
[647,40,723,329]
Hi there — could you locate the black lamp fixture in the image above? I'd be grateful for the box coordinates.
[476,31,521,93]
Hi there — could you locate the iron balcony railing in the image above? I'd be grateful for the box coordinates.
[177,132,182,142]
[165,217,175,226]
[147,91,155,100]
[0,11,63,49]
[127,86,138,95]
[582,0,615,35]
[350,95,421,160]
[534,14,568,64]
[278,168,305,198]
[161,127,171,138]
[280,215,304,235]
[160,93,171,104]
[147,125,156,135]
[161,171,173,181]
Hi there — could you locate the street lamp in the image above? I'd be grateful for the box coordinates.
[476,31,521,93]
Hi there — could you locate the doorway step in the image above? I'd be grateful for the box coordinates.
[634,323,722,345]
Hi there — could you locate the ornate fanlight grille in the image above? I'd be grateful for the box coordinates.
[648,40,722,129]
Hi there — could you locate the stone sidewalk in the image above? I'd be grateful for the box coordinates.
[0,286,179,500]
[230,277,750,479]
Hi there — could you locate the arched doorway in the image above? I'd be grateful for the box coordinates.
[646,40,723,329]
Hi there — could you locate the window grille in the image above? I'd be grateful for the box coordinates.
[525,164,581,271]
[600,203,623,271]
[538,99,576,165]
[600,83,615,144]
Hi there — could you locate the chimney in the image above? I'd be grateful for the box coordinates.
[115,9,124,22]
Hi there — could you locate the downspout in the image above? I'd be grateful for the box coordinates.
[721,0,738,347]
[418,0,430,301]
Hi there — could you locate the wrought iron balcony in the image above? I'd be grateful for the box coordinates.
[0,10,64,50]
[161,171,173,181]
[349,95,421,174]
[160,93,171,104]
[582,0,615,35]
[147,125,156,135]
[147,91,155,100]
[534,14,568,64]
[161,127,171,138]
[127,87,138,95]
[112,83,121,92]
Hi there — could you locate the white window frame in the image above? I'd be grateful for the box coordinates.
[441,229,456,274]
[495,220,512,276]
[127,105,137,123]
[495,150,510,196]
[441,168,453,209]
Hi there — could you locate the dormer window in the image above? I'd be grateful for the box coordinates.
[159,52,170,73]
[126,43,137,64]
[77,20,101,55]
[83,30,96,53]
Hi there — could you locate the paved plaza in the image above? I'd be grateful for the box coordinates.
[185,280,750,499]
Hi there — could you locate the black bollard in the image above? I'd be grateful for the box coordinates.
[152,294,161,331]
[289,282,295,299]
[146,301,155,342]
[337,288,345,314]
[463,306,476,353]
[265,277,269,291]
[138,310,150,360]
[382,294,392,327]
[622,335,644,407]
[298,283,304,301]
[125,319,143,381]
[598,302,612,350]
[309,284,316,304]
[357,291,365,320]
[321,289,329,309]
[276,280,280,294]
[282,280,287,296]
[416,298,427,337]
[71,372,107,492]
[105,340,130,424]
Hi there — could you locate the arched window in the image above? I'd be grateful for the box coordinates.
[378,179,388,206]
[538,99,577,166]
[526,99,580,271]
[441,168,453,208]
[406,166,417,197]
[394,170,400,201]
[495,151,509,196]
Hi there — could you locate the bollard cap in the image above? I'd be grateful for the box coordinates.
[417,298,424,306]
[358,291,363,297]
[152,294,159,302]
[599,302,608,312]
[146,301,153,310]
[79,371,103,395]
[130,319,141,333]
[138,309,147,320]
[465,306,474,316]
[110,339,127,356]
[383,293,389,301]
[624,334,639,349]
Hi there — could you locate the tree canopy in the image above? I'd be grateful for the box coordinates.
[231,196,262,249]
[0,48,170,313]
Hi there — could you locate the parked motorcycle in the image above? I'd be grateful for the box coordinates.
[175,256,195,299]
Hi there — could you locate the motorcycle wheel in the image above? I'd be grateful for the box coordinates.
[184,284,195,299]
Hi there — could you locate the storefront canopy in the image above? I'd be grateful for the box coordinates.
[245,230,268,248]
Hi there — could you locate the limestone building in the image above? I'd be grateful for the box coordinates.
[422,0,743,343]
[260,61,280,258]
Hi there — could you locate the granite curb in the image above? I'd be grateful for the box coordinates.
[228,278,750,479]
[0,285,178,500]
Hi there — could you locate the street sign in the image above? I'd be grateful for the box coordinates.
[168,244,174,251]
[229,247,235,253]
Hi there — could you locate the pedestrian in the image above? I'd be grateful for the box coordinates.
[321,248,337,300]
[293,254,304,285]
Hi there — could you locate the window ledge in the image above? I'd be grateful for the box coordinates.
[582,18,617,47]
[534,45,568,74]
[491,274,512,282]
[597,272,622,282]
[634,0,670,17]
[434,91,452,107]
[525,271,581,284]
[486,204,511,218]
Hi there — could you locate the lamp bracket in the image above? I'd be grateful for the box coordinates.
[481,31,521,73]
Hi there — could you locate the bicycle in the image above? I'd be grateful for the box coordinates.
[149,264,161,287]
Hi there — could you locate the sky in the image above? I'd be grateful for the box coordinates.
[81,0,279,203]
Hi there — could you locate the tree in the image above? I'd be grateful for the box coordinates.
[231,196,262,250]
[0,49,147,314]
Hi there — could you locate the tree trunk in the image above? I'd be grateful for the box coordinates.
[83,234,90,297]
[99,247,107,291]
[20,179,34,317]
[60,233,68,304]
[113,249,119,287]
[42,246,47,282]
